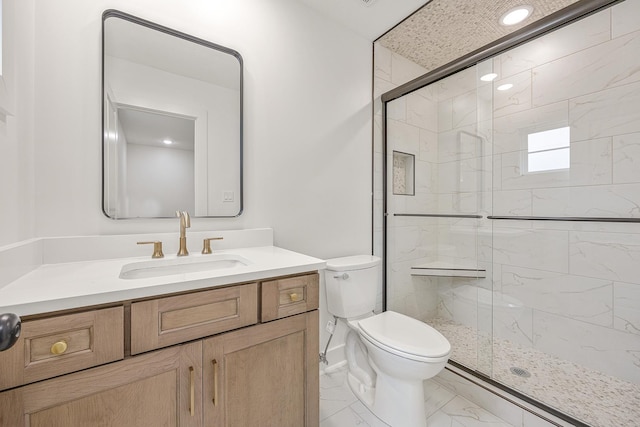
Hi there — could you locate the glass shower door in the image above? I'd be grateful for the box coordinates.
[384,60,494,376]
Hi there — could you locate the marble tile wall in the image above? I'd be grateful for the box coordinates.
[374,44,441,317]
[490,0,640,390]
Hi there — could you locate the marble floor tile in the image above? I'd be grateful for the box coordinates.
[350,401,391,427]
[320,366,516,427]
[428,396,516,427]
[320,368,359,421]
[320,407,368,427]
[424,378,457,417]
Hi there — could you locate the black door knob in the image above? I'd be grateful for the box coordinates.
[0,313,21,352]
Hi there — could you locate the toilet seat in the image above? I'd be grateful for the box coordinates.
[358,311,450,362]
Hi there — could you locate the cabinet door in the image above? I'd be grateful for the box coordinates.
[0,341,203,427]
[203,310,319,427]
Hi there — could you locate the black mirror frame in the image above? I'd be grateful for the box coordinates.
[101,9,244,219]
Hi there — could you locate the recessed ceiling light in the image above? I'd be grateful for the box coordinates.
[163,139,173,145]
[497,83,514,91]
[500,5,533,26]
[480,73,498,82]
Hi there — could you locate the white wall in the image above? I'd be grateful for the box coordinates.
[126,143,195,218]
[0,0,36,247]
[27,0,372,260]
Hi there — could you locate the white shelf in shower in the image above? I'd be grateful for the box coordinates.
[410,261,486,278]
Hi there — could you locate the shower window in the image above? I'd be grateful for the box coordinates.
[526,127,570,173]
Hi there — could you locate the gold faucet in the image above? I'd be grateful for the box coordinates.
[176,211,191,256]
[137,241,164,259]
[202,237,224,255]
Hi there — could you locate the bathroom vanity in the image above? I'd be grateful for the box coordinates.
[0,230,323,427]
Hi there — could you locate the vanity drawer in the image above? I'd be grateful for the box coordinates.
[0,306,124,391]
[130,282,258,354]
[261,273,319,322]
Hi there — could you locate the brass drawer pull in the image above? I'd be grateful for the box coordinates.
[289,293,302,302]
[212,359,218,406]
[189,366,195,416]
[50,340,68,355]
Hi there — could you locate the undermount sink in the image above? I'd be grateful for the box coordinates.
[119,254,250,280]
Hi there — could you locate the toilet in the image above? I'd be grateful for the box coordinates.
[325,255,451,427]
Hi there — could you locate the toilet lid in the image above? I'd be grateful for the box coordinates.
[325,255,381,271]
[358,311,450,359]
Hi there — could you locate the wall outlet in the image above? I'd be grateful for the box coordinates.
[223,191,234,202]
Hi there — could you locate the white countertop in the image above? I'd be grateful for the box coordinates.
[0,246,325,317]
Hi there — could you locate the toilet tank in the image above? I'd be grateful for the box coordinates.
[325,255,381,319]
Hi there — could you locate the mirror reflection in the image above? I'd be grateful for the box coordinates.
[102,10,243,219]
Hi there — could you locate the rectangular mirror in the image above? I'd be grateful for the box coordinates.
[102,10,243,219]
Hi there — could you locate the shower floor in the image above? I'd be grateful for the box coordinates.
[430,318,640,427]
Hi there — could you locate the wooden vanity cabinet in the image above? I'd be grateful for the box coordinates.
[0,271,320,427]
[203,310,319,427]
[261,273,319,322]
[0,306,124,391]
[0,341,203,427]
[131,282,258,355]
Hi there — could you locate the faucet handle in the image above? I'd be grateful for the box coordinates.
[202,237,224,255]
[137,241,164,259]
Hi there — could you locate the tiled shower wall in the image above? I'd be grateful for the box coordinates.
[488,0,640,384]
[373,44,429,313]
[374,0,640,423]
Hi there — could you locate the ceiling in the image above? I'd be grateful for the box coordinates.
[377,0,580,72]
[118,108,195,151]
[298,0,583,74]
[297,0,428,41]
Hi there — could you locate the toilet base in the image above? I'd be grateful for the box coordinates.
[347,365,427,427]
[347,371,375,407]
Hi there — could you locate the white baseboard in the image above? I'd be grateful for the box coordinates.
[319,343,346,374]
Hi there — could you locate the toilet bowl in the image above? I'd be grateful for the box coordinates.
[325,255,451,427]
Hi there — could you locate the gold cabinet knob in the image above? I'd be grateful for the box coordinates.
[50,340,68,355]
[289,293,300,302]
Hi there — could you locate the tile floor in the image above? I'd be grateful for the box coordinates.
[320,366,517,427]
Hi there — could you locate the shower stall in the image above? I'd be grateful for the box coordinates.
[376,1,640,426]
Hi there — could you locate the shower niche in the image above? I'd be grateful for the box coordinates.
[392,151,415,195]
